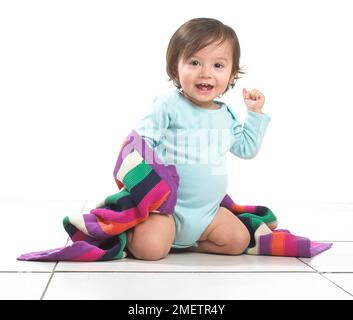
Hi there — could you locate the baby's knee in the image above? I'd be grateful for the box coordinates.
[226,229,250,255]
[127,232,170,261]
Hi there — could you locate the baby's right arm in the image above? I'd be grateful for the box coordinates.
[135,96,171,150]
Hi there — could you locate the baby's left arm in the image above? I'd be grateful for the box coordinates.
[229,88,271,159]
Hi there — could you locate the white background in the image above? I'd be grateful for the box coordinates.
[0,0,352,204]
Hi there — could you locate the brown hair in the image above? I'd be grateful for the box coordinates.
[166,18,245,93]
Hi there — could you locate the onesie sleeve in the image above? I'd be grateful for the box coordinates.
[229,109,271,159]
[134,95,171,150]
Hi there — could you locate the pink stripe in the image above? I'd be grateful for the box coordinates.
[283,232,299,256]
[71,231,88,242]
[72,248,105,261]
[91,207,141,223]
[92,180,170,222]
[244,205,257,213]
[137,180,170,213]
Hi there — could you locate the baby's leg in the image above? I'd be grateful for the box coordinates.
[126,213,176,261]
[191,207,250,255]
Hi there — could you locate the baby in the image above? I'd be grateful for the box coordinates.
[126,17,271,260]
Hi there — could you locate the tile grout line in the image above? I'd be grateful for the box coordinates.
[50,270,319,274]
[319,273,353,298]
[298,257,353,298]
[40,262,58,300]
[2,270,352,274]
[40,200,87,300]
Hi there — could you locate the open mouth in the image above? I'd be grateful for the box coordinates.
[195,83,214,91]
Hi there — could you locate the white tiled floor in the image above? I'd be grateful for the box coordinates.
[1,200,353,300]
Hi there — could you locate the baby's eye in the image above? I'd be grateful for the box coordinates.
[214,63,224,69]
[190,60,200,66]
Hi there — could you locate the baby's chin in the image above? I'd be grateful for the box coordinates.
[181,88,222,107]
[190,89,220,100]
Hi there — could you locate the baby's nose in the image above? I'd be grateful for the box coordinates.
[199,66,212,77]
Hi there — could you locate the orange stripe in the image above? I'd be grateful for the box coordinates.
[97,190,170,235]
[232,203,244,214]
[271,232,285,256]
[98,216,148,235]
[116,179,124,189]
[149,191,170,212]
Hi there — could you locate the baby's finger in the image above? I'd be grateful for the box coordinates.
[242,88,247,99]
[243,88,251,100]
[249,89,258,100]
[251,89,263,100]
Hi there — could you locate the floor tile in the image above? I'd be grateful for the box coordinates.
[0,273,51,300]
[0,199,84,271]
[300,242,353,272]
[324,273,353,296]
[44,272,352,300]
[56,251,312,272]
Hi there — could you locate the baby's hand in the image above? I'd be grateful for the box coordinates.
[243,88,265,114]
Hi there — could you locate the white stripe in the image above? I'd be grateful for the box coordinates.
[246,223,272,255]
[69,214,90,236]
[117,150,143,182]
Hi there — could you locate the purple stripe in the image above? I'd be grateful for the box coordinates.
[113,130,178,214]
[310,242,333,257]
[259,233,272,255]
[17,242,94,261]
[297,237,311,257]
[54,242,96,260]
[220,194,234,210]
[84,214,111,239]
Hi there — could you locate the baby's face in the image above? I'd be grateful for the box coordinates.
[177,40,233,109]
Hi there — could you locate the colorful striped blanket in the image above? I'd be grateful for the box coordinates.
[18,130,332,261]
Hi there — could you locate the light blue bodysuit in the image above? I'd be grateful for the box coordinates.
[135,90,271,248]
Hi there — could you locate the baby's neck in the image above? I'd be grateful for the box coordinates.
[181,92,220,110]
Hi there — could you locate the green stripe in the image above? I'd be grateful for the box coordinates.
[116,232,127,260]
[240,215,264,230]
[239,210,276,224]
[63,216,69,228]
[123,160,152,191]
